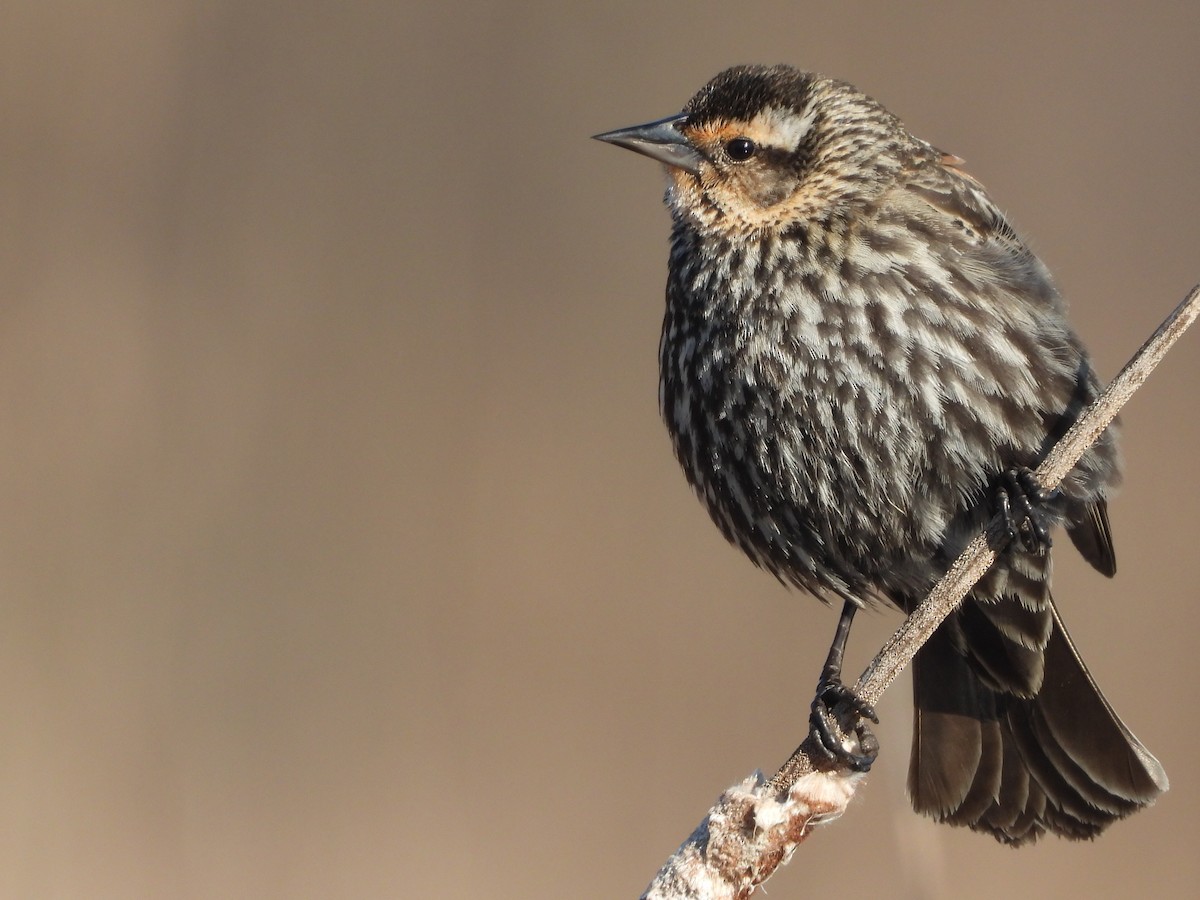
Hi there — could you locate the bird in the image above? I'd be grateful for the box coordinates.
[594,64,1167,845]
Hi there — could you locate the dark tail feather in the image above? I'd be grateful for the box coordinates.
[909,602,1167,845]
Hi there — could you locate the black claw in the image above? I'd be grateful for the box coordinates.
[987,466,1058,555]
[809,677,879,772]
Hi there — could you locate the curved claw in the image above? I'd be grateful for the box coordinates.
[814,678,878,723]
[988,467,1059,555]
[808,679,879,772]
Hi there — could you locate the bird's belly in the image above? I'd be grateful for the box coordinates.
[666,353,958,597]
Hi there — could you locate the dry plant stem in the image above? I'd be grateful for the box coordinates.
[640,771,865,900]
[641,285,1200,900]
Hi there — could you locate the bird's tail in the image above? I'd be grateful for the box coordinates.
[907,599,1167,845]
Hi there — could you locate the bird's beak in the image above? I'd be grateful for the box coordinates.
[593,113,703,175]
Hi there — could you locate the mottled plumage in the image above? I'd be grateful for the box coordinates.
[597,64,1165,844]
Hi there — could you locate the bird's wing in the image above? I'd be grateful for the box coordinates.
[1068,497,1117,577]
[904,153,1120,579]
[903,152,1032,263]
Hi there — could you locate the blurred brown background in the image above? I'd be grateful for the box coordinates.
[1,2,1197,898]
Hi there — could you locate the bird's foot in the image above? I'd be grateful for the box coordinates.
[987,466,1058,555]
[808,676,879,772]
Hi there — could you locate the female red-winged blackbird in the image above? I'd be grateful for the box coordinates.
[595,64,1166,845]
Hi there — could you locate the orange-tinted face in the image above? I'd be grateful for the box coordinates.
[669,106,821,233]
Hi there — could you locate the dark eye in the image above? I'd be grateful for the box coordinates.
[725,137,757,161]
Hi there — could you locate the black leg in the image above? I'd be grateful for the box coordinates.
[808,599,879,772]
[986,466,1059,555]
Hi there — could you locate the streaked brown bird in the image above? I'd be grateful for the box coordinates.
[595,64,1166,845]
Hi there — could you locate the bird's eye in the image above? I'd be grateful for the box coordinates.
[725,138,757,161]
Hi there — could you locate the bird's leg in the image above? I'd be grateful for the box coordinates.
[808,598,879,772]
[986,466,1060,555]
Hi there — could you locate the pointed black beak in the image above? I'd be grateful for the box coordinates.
[593,113,703,175]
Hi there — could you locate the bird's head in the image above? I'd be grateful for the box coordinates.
[595,65,921,236]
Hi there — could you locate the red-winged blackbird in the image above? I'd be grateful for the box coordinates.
[596,64,1167,845]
